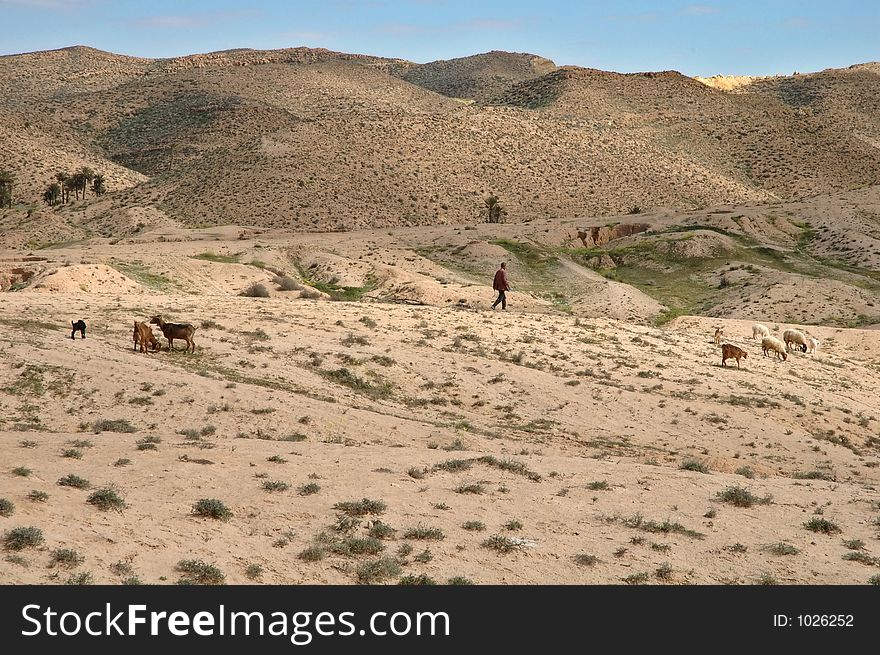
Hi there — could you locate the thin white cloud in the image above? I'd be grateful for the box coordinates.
[0,0,91,9]
[281,31,333,43]
[456,18,526,31]
[377,16,529,35]
[378,23,423,35]
[135,15,204,29]
[131,10,261,30]
[683,5,720,16]
[604,12,662,24]
[783,16,810,29]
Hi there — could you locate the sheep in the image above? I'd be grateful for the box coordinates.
[133,321,160,353]
[149,315,196,353]
[721,343,748,368]
[807,337,820,354]
[752,323,770,340]
[70,319,86,339]
[762,335,787,361]
[713,327,724,345]
[783,329,808,353]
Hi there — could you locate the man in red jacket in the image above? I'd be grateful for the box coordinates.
[492,262,510,310]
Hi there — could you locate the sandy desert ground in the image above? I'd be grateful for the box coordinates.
[1,221,879,586]
[1,44,879,586]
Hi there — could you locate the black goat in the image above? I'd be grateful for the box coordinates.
[71,320,86,340]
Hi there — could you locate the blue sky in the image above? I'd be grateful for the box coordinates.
[0,0,878,76]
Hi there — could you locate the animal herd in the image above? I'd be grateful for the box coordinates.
[133,316,197,354]
[67,313,822,372]
[717,323,820,368]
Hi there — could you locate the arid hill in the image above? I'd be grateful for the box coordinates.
[0,46,878,234]
[400,50,557,102]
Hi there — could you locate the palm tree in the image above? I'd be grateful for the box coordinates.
[484,195,506,224]
[70,172,85,200]
[0,169,15,208]
[55,172,71,203]
[78,166,95,199]
[43,182,61,206]
[92,174,106,196]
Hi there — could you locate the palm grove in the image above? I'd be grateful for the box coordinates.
[43,167,106,206]
[0,167,107,210]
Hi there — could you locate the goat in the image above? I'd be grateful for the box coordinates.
[149,315,196,353]
[721,343,748,368]
[133,321,161,353]
[713,327,724,346]
[70,320,86,340]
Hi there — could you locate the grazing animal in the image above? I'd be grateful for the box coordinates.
[807,337,820,354]
[721,343,748,368]
[752,323,770,340]
[70,319,86,340]
[149,315,196,353]
[762,335,787,361]
[133,321,161,353]
[782,329,808,353]
[713,327,724,345]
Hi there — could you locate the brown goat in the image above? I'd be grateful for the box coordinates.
[133,321,161,353]
[149,315,196,353]
[721,343,748,368]
[713,327,724,346]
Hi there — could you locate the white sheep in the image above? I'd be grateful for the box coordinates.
[783,329,808,353]
[807,337,820,354]
[762,335,788,361]
[752,323,770,340]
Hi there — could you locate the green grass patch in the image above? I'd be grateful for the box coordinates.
[111,261,177,291]
[57,474,90,489]
[3,526,43,551]
[193,252,240,264]
[91,419,137,434]
[320,368,393,399]
[482,534,519,553]
[333,498,387,517]
[298,482,321,496]
[716,486,772,508]
[618,514,705,540]
[476,455,542,481]
[680,459,709,473]
[355,557,401,584]
[403,525,445,540]
[87,487,126,512]
[176,559,225,585]
[804,517,841,534]
[192,498,232,521]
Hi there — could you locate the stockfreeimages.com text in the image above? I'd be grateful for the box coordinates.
[21,604,450,645]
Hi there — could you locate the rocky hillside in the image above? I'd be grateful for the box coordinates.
[400,50,556,102]
[0,46,878,234]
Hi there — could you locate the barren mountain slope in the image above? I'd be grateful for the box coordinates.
[491,67,880,200]
[1,46,879,233]
[400,50,557,101]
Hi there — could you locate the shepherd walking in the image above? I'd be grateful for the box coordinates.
[492,262,510,310]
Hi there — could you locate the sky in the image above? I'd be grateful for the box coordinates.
[0,0,878,76]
